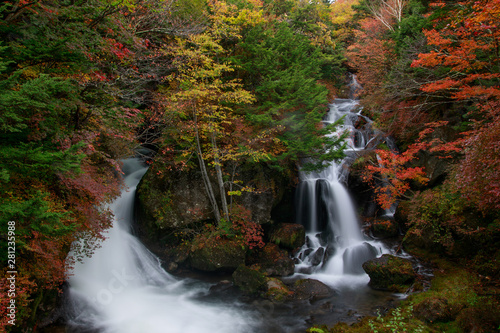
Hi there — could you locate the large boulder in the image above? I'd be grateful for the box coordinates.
[362,254,416,292]
[232,265,267,294]
[269,223,306,251]
[255,243,295,276]
[413,297,453,323]
[292,279,334,301]
[232,266,293,302]
[189,239,246,272]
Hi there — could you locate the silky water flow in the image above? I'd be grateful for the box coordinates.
[65,158,257,333]
[293,96,390,287]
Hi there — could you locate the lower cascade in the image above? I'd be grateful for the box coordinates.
[294,97,389,286]
[65,158,256,333]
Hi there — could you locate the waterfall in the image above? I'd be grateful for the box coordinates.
[65,158,255,333]
[294,83,388,286]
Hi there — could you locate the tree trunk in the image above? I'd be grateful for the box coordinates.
[194,111,221,224]
[211,131,230,222]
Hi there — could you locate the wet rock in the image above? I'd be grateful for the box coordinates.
[342,242,378,274]
[413,297,453,323]
[232,265,267,294]
[189,239,246,272]
[304,248,314,257]
[256,243,295,276]
[293,279,334,301]
[322,246,335,266]
[269,223,305,250]
[167,262,178,272]
[362,254,416,292]
[310,247,325,266]
[209,280,233,293]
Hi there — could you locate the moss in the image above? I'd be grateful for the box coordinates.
[232,265,267,294]
[269,223,305,250]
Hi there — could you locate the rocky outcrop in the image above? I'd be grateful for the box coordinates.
[189,239,246,272]
[135,162,294,248]
[362,254,416,292]
[269,223,305,251]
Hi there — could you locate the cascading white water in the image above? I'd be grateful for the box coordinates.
[65,158,256,333]
[294,93,388,287]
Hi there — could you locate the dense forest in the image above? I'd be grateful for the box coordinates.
[0,0,499,332]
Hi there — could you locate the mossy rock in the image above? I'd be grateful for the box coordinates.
[402,226,445,255]
[189,239,246,272]
[232,265,267,294]
[269,223,306,250]
[263,277,293,302]
[293,279,334,301]
[362,254,416,292]
[255,243,295,276]
[456,301,500,333]
[413,297,453,323]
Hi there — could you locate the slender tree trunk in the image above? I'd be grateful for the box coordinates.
[193,111,221,224]
[211,131,230,222]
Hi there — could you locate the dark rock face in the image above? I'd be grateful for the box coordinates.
[269,223,306,251]
[255,243,295,277]
[189,239,246,272]
[135,162,295,252]
[394,200,411,232]
[362,254,416,292]
[293,279,334,301]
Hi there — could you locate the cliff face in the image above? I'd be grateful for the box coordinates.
[134,161,295,252]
